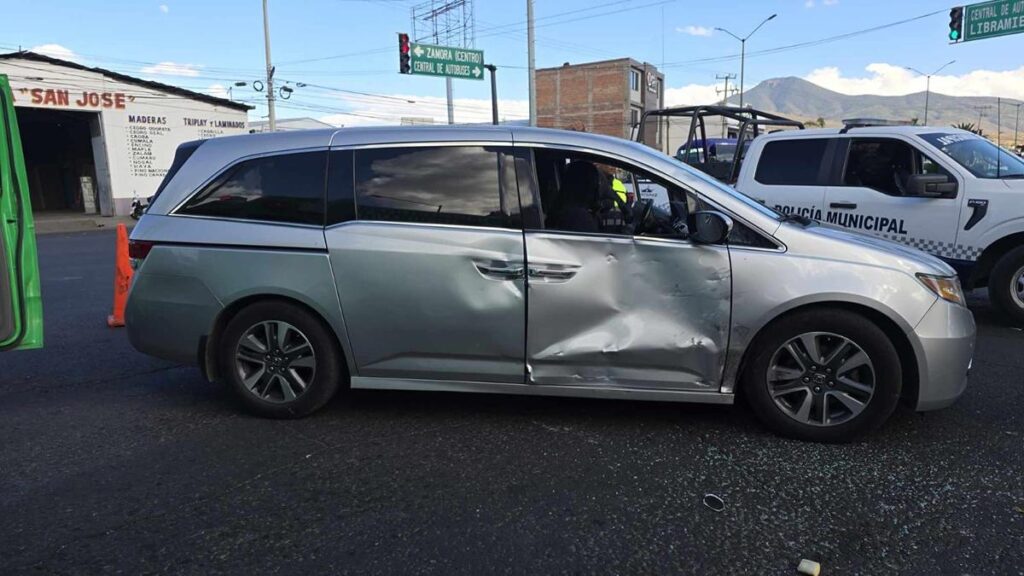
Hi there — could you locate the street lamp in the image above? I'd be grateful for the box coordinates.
[904,60,955,125]
[716,13,776,109]
[228,81,248,102]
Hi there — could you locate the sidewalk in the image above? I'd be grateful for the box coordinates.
[32,212,137,235]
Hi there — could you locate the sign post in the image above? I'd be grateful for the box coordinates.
[949,0,1024,43]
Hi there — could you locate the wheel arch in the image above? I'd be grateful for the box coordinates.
[967,232,1024,288]
[733,301,920,409]
[202,293,352,385]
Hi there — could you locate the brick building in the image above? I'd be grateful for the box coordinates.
[536,58,665,146]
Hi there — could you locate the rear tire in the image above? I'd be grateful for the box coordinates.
[219,301,342,418]
[742,309,902,443]
[988,246,1024,326]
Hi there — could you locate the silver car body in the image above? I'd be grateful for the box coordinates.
[127,126,974,411]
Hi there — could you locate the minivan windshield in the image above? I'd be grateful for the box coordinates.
[682,158,784,220]
[920,132,1024,179]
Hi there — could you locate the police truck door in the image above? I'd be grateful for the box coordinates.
[823,136,961,254]
[738,137,831,219]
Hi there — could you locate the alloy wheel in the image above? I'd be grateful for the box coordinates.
[234,320,316,403]
[1012,265,1024,310]
[766,332,875,427]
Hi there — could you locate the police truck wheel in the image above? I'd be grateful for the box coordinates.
[219,301,342,419]
[989,246,1024,326]
[742,309,902,443]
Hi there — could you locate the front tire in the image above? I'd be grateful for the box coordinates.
[742,309,902,443]
[988,246,1024,326]
[219,301,342,418]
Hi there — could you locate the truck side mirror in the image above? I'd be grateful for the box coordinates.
[688,210,733,245]
[907,173,957,198]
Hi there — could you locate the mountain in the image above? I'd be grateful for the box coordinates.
[727,77,1021,139]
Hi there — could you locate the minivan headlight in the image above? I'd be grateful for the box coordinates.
[916,274,966,306]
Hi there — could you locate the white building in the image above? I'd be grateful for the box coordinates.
[249,117,336,132]
[0,51,251,216]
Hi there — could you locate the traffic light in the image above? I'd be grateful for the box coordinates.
[399,33,411,74]
[949,7,964,42]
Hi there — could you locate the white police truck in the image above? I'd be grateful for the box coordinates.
[734,123,1024,323]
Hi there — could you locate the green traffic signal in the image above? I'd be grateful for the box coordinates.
[949,29,960,40]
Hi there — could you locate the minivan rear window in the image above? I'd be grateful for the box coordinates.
[354,146,513,228]
[754,139,829,186]
[178,151,327,225]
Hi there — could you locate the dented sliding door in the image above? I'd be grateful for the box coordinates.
[524,232,731,391]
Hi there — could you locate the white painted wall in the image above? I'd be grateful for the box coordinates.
[1,56,248,215]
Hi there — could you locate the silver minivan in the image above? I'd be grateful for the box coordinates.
[126,126,975,442]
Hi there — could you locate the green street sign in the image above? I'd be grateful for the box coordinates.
[959,0,1024,42]
[408,42,485,80]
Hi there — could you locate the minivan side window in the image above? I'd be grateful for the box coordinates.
[354,146,517,229]
[178,151,326,225]
[754,139,829,186]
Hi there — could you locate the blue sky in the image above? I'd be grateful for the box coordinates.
[2,0,1022,124]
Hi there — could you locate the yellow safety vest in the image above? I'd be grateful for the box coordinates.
[612,178,627,204]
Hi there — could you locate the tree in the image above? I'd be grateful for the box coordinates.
[814,117,826,128]
[910,117,919,126]
[953,122,984,136]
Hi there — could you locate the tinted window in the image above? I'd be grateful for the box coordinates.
[179,152,326,225]
[326,150,355,225]
[354,146,513,228]
[842,138,954,196]
[754,139,828,185]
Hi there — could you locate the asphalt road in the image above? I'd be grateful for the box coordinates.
[2,230,1022,575]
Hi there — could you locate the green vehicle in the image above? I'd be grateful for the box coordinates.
[0,74,43,351]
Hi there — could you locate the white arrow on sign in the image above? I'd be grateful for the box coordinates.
[413,45,424,57]
[472,66,481,77]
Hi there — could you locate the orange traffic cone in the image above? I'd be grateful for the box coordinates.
[107,223,133,328]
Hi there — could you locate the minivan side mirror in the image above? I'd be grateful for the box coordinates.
[689,211,734,245]
[907,173,957,198]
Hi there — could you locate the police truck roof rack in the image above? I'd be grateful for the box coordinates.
[839,118,914,133]
[634,105,805,184]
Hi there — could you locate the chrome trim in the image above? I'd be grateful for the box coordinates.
[167,213,325,230]
[350,376,735,404]
[325,219,522,234]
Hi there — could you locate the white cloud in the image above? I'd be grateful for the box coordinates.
[677,25,713,37]
[206,84,229,99]
[805,0,815,7]
[29,43,79,62]
[159,4,169,13]
[804,62,1024,100]
[663,82,722,107]
[314,93,528,127]
[140,61,202,77]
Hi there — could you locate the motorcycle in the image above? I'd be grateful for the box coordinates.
[130,193,152,220]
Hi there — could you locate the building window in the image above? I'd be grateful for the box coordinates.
[630,69,641,92]
[354,146,515,229]
[630,107,641,127]
[179,151,326,225]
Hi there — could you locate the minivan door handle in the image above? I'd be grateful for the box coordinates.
[527,266,578,282]
[829,202,857,209]
[475,262,525,281]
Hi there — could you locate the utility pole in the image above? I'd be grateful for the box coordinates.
[527,0,536,126]
[262,0,276,131]
[716,13,776,110]
[974,104,992,130]
[903,60,955,125]
[715,73,737,138]
[1013,102,1021,150]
